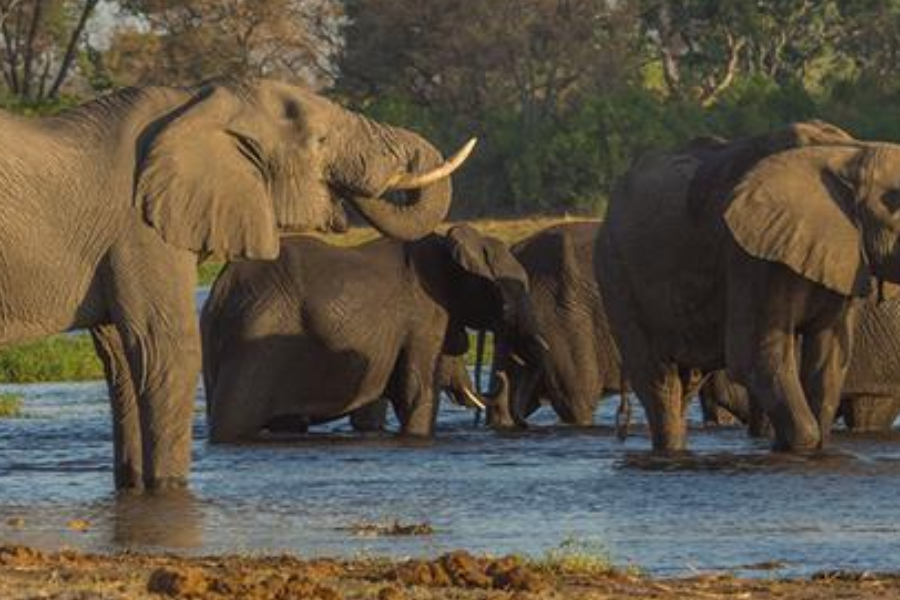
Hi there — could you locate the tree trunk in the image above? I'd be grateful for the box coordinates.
[47,0,98,99]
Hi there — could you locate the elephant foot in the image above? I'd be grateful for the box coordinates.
[114,466,144,492]
[144,476,189,492]
[770,430,820,453]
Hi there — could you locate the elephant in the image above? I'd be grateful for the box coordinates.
[598,120,900,453]
[202,226,545,442]
[484,221,627,428]
[263,353,493,434]
[0,78,474,490]
[702,284,900,433]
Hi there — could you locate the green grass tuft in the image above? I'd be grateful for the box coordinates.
[0,392,24,418]
[531,537,622,577]
[0,336,103,383]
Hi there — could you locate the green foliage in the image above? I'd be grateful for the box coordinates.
[198,261,225,287]
[532,536,618,577]
[0,335,103,383]
[0,392,23,419]
[0,94,81,116]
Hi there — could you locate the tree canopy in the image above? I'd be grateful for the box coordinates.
[2,0,900,215]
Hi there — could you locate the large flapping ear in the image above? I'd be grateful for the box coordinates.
[724,146,870,297]
[135,85,279,260]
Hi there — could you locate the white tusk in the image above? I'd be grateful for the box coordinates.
[511,353,526,366]
[386,138,477,190]
[535,335,550,352]
[462,387,487,411]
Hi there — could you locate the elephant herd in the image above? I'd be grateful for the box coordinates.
[2,78,900,493]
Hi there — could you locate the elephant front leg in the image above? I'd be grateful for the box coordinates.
[119,323,201,490]
[390,357,439,438]
[801,322,853,447]
[350,399,389,432]
[747,336,820,452]
[91,324,143,491]
[631,361,688,452]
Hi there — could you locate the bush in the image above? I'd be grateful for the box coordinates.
[0,335,103,383]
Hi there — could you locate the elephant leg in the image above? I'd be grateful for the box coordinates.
[350,399,389,432]
[800,321,852,447]
[840,396,900,433]
[746,335,819,452]
[615,388,632,441]
[390,350,439,438]
[207,351,280,443]
[108,238,201,490]
[90,324,143,491]
[630,361,687,452]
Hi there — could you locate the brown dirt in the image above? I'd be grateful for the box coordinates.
[0,544,898,599]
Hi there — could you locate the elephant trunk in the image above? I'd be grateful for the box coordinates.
[339,117,476,241]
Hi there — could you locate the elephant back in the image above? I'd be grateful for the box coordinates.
[723,146,869,297]
[515,221,623,392]
[844,284,900,396]
[603,149,728,367]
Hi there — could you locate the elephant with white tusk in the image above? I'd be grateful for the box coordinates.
[201,227,541,442]
[0,78,474,490]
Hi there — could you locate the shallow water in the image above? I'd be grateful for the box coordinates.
[1,379,900,577]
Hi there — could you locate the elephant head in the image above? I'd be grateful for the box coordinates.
[136,79,475,260]
[441,225,549,427]
[443,224,547,366]
[725,143,900,298]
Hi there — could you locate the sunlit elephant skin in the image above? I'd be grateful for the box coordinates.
[489,222,625,427]
[202,227,542,442]
[0,79,472,491]
[599,120,900,453]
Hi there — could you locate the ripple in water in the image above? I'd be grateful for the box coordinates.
[1,379,899,576]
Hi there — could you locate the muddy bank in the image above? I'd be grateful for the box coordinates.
[0,545,897,600]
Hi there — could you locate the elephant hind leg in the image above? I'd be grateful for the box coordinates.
[91,324,143,491]
[801,315,854,446]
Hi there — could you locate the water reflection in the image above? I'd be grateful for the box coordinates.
[1,380,899,576]
[110,489,204,550]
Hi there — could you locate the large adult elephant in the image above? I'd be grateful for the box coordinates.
[486,221,626,427]
[202,227,544,442]
[0,78,474,490]
[599,120,900,453]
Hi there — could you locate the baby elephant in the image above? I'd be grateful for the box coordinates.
[202,225,544,442]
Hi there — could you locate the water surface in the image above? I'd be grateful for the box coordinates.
[1,380,899,576]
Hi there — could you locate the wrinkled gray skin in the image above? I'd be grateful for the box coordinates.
[599,121,900,453]
[266,354,490,433]
[703,285,900,433]
[487,222,625,427]
[0,78,464,491]
[202,227,543,441]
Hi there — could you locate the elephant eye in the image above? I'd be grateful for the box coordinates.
[283,99,300,120]
[883,190,900,213]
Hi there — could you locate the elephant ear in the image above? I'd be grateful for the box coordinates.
[724,146,870,297]
[446,224,496,279]
[135,86,279,260]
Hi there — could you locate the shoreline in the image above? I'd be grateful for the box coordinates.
[0,544,896,599]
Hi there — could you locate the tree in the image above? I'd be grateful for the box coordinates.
[0,0,100,101]
[109,0,344,88]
